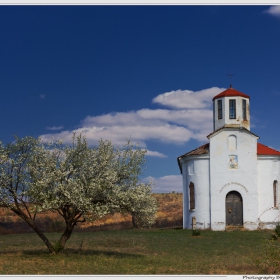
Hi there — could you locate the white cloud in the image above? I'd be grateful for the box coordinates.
[143,175,182,193]
[152,87,225,109]
[263,6,280,17]
[145,150,168,158]
[40,123,194,147]
[46,126,64,131]
[40,87,222,155]
[137,108,213,133]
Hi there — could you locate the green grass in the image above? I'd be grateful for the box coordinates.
[0,229,273,274]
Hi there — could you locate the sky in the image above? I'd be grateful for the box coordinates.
[1,4,280,193]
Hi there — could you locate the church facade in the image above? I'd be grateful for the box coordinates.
[177,86,280,231]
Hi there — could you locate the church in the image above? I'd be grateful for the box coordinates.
[177,86,280,231]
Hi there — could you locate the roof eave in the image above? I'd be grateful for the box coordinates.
[212,87,250,101]
[177,153,210,174]
[257,155,280,159]
[207,126,259,139]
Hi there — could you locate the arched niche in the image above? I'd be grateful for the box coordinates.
[228,135,237,150]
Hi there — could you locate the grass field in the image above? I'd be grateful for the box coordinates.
[0,228,275,275]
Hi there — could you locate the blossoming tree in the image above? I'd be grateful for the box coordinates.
[0,135,157,254]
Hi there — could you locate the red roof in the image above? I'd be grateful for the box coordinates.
[177,143,209,173]
[179,142,280,160]
[178,142,280,173]
[257,143,280,156]
[184,143,209,156]
[213,87,250,101]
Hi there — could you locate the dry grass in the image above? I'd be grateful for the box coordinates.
[0,193,183,234]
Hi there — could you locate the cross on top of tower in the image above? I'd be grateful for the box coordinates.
[226,73,235,88]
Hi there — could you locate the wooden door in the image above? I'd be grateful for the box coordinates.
[226,191,243,226]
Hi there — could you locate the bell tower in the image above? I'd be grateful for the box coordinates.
[212,86,250,131]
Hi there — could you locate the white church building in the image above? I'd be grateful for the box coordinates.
[177,86,280,231]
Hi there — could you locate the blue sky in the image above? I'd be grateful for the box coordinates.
[1,4,280,193]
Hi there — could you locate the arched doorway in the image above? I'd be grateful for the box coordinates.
[226,191,243,226]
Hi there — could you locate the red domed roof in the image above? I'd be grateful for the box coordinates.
[213,87,250,101]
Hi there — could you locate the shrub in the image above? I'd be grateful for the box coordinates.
[275,224,280,237]
[270,224,280,240]
[192,229,201,236]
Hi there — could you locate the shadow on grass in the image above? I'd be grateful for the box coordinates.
[0,248,144,259]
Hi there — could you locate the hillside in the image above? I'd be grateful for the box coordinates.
[0,193,183,234]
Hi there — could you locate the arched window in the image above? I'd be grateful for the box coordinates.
[188,161,194,175]
[242,99,247,120]
[229,99,236,119]
[228,135,237,150]
[217,99,222,119]
[189,182,195,210]
[273,180,278,208]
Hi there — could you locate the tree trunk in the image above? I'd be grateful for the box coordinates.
[132,214,138,228]
[56,221,75,253]
[11,209,56,254]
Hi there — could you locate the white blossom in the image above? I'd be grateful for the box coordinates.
[0,134,157,253]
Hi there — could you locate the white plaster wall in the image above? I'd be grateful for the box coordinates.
[209,128,259,230]
[257,157,280,229]
[213,96,250,131]
[181,162,188,229]
[181,156,210,229]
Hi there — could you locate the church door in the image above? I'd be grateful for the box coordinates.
[226,191,243,226]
